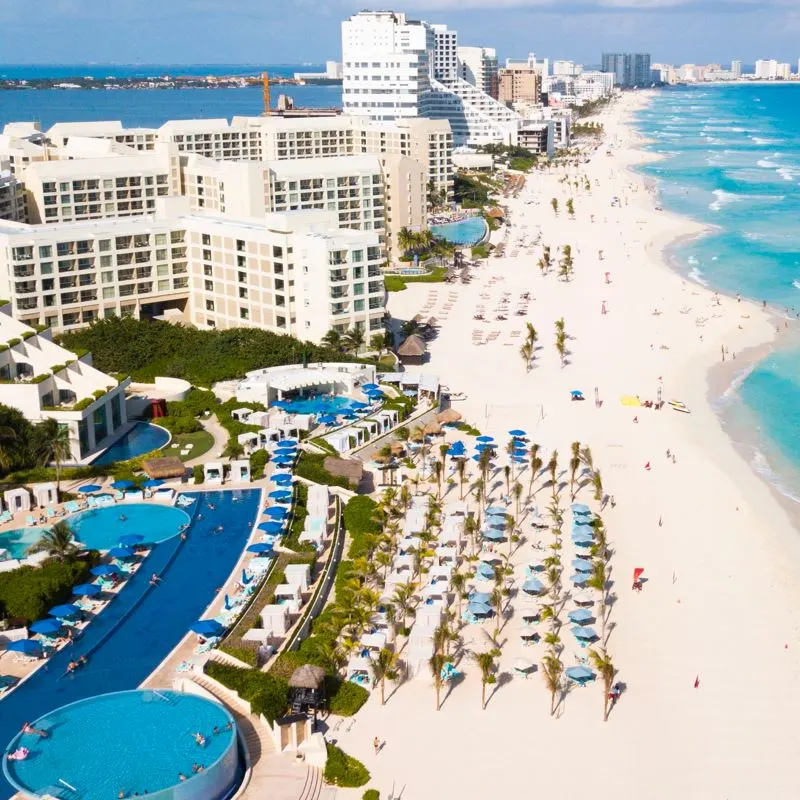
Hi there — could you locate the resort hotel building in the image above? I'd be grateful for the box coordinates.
[0,304,130,461]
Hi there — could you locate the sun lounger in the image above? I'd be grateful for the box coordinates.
[45,507,57,519]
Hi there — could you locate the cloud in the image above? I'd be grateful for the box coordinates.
[402,0,765,9]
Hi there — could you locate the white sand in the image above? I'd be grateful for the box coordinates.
[335,93,800,799]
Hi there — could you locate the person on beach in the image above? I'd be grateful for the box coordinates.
[373,737,381,755]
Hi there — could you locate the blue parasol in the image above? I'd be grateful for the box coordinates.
[29,619,63,636]
[49,604,81,618]
[522,577,545,594]
[73,583,101,597]
[568,608,594,624]
[190,620,225,637]
[7,639,42,655]
[263,506,289,519]
[566,665,596,685]
[108,546,134,559]
[78,484,102,494]
[258,521,284,533]
[119,534,145,547]
[247,543,273,554]
[90,564,120,577]
[111,480,135,490]
[143,479,163,488]
[508,429,526,437]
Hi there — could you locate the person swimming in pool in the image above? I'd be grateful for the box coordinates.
[119,514,127,522]
[192,732,206,747]
[21,722,47,737]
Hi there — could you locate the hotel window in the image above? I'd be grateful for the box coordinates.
[39,245,52,258]
[98,239,111,252]
[205,300,215,311]
[276,315,286,328]
[157,264,169,276]
[40,262,53,275]
[204,280,213,292]
[238,271,247,283]
[239,307,249,320]
[239,287,248,299]
[155,233,167,246]
[102,286,115,299]
[158,280,169,291]
[354,299,365,312]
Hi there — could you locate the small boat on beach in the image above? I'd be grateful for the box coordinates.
[668,400,691,414]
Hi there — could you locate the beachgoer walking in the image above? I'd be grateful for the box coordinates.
[694,675,700,689]
[644,462,651,471]
[658,516,662,527]
[373,737,381,756]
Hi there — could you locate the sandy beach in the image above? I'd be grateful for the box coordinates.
[333,92,800,799]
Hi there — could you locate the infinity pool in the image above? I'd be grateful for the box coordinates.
[92,422,170,465]
[3,690,239,800]
[70,503,190,550]
[431,216,488,246]
[272,394,359,415]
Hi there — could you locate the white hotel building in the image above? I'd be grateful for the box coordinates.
[0,201,385,344]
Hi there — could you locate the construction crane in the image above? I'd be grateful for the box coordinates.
[262,72,271,115]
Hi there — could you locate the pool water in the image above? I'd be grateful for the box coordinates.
[70,503,190,550]
[92,422,170,465]
[0,490,260,800]
[3,690,238,800]
[273,394,358,415]
[431,216,488,246]
[0,527,42,560]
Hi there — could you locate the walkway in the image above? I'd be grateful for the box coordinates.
[186,414,229,467]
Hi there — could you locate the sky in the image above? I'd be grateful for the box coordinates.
[0,0,799,67]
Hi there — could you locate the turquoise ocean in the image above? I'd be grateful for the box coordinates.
[636,84,800,502]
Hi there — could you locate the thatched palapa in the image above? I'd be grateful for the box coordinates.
[141,456,186,479]
[436,408,462,424]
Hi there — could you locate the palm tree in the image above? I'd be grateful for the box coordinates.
[547,450,558,492]
[591,468,603,501]
[429,652,446,710]
[464,514,480,555]
[512,482,523,518]
[343,327,365,355]
[456,458,467,500]
[0,424,22,474]
[490,586,504,635]
[589,648,616,721]
[32,418,71,497]
[555,331,567,367]
[519,341,533,372]
[322,328,343,351]
[566,198,575,218]
[528,443,540,495]
[27,520,80,561]
[370,333,385,357]
[551,197,559,215]
[398,227,415,256]
[503,464,511,497]
[541,652,563,716]
[451,571,468,617]
[433,459,443,499]
[477,447,492,488]
[222,437,245,460]
[370,648,400,705]
[587,560,608,643]
[569,445,581,501]
[580,445,594,473]
[471,650,497,709]
[392,582,417,634]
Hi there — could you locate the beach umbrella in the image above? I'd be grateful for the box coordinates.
[111,480,135,490]
[482,528,505,541]
[485,513,506,526]
[258,521,284,534]
[7,639,42,655]
[522,577,545,595]
[469,590,492,604]
[573,537,593,550]
[362,383,379,392]
[268,490,293,502]
[29,619,63,636]
[73,583,101,597]
[570,390,584,399]
[247,543,273,554]
[269,473,293,485]
[572,558,593,573]
[49,604,81,618]
[479,552,503,564]
[263,506,289,519]
[476,435,494,443]
[78,484,102,494]
[90,564,120,577]
[108,546,134,559]
[278,439,298,448]
[508,429,526,437]
[568,608,594,624]
[475,442,496,451]
[571,626,598,642]
[318,414,338,425]
[485,505,506,515]
[143,479,163,488]
[351,401,369,409]
[566,665,596,685]
[190,620,225,637]
[571,503,591,516]
[467,600,492,616]
[513,658,535,674]
[570,573,590,585]
[119,534,145,547]
[572,591,595,605]
[476,562,496,580]
[511,456,527,464]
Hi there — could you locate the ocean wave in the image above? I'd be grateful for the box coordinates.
[687,255,699,265]
[793,280,800,290]
[709,189,740,211]
[757,159,779,169]
[777,167,799,182]
[688,266,709,286]
[752,136,775,144]
[751,450,800,505]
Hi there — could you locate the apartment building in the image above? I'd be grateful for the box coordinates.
[458,46,499,99]
[0,204,385,344]
[20,144,182,224]
[182,156,268,217]
[0,165,26,222]
[158,119,263,160]
[499,65,542,106]
[601,53,652,87]
[0,307,131,462]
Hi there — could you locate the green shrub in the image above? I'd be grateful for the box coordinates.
[324,743,370,788]
[73,397,94,411]
[0,344,7,352]
[31,374,50,384]
[294,452,352,490]
[157,415,202,435]
[363,791,380,800]
[283,482,314,553]
[193,464,204,484]
[326,677,369,717]
[219,644,258,667]
[21,331,35,340]
[7,338,20,347]
[343,496,381,559]
[204,662,289,723]
[249,449,270,480]
[0,556,98,624]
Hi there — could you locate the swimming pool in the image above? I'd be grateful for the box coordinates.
[273,394,358,415]
[3,689,239,800]
[431,216,488,246]
[0,527,42,560]
[70,503,190,550]
[0,490,260,800]
[92,422,170,465]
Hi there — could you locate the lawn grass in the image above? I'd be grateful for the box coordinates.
[385,266,448,292]
[165,430,215,462]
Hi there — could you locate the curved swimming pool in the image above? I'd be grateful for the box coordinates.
[431,216,488,246]
[69,503,190,550]
[3,689,239,800]
[273,394,359,415]
[92,422,170,465]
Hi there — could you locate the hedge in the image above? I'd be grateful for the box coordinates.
[324,743,370,788]
[156,415,202,435]
[249,449,270,480]
[326,676,369,716]
[203,661,289,723]
[294,452,352,490]
[363,791,380,800]
[0,556,98,624]
[343,496,381,559]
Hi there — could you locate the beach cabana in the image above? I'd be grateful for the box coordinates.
[436,408,462,425]
[203,462,224,485]
[142,456,185,482]
[3,488,30,514]
[345,655,373,688]
[229,460,251,483]
[289,664,327,715]
[260,604,290,636]
[32,483,57,508]
[396,334,427,366]
[237,432,259,455]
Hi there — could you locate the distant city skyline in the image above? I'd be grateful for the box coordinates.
[0,1,799,67]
